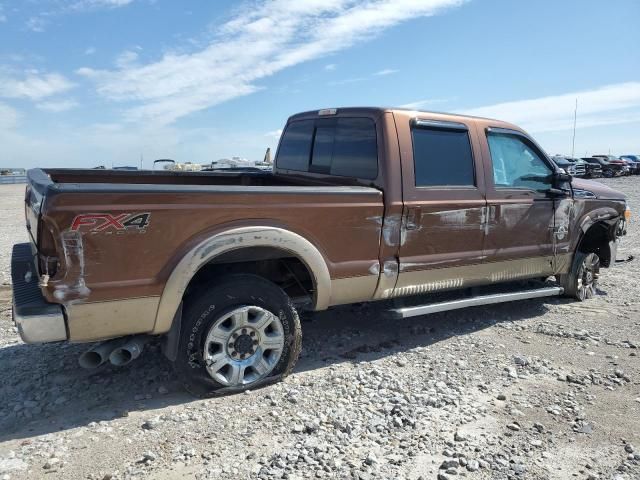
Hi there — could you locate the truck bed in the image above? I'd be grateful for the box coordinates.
[26,167,385,341]
[40,168,340,188]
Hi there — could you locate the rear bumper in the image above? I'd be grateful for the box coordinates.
[11,243,67,344]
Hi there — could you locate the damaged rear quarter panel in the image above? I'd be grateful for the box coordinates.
[39,185,384,312]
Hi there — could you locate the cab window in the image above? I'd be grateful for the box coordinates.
[276,118,378,179]
[487,132,552,192]
[411,124,475,187]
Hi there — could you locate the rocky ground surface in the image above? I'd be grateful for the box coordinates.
[0,178,639,480]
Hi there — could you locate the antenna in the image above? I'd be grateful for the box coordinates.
[570,98,577,158]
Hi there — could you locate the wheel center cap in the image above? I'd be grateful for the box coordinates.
[234,334,254,355]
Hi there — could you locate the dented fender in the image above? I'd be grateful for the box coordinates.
[152,226,333,335]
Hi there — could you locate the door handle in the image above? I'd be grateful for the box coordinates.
[405,207,421,230]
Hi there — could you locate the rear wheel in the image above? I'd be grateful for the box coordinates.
[559,251,600,301]
[173,274,302,397]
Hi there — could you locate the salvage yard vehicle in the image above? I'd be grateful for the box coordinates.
[619,155,640,175]
[13,107,630,396]
[594,155,632,175]
[582,156,623,178]
[551,155,586,177]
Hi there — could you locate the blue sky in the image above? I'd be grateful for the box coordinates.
[0,0,639,168]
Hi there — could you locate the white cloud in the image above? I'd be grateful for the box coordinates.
[461,82,640,133]
[400,97,457,109]
[36,99,79,112]
[115,49,140,67]
[374,68,398,76]
[83,0,135,6]
[265,129,282,139]
[0,102,19,129]
[85,47,97,55]
[324,63,337,71]
[0,71,75,101]
[26,16,48,32]
[78,0,466,125]
[25,0,135,32]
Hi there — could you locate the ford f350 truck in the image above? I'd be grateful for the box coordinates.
[12,107,629,396]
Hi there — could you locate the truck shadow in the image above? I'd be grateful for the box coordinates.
[0,295,560,443]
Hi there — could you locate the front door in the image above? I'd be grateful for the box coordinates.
[480,127,557,280]
[393,116,487,298]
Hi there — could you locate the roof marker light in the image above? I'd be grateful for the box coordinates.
[318,108,337,116]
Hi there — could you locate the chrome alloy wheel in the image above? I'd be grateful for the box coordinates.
[576,253,600,301]
[203,306,285,387]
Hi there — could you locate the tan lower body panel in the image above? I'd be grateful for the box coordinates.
[329,275,379,306]
[66,296,159,342]
[385,256,558,299]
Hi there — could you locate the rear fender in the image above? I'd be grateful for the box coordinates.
[152,226,331,334]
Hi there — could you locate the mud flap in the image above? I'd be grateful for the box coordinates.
[161,302,182,362]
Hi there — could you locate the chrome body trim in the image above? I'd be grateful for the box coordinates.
[391,286,563,319]
[11,242,67,344]
[387,256,555,299]
[13,301,67,344]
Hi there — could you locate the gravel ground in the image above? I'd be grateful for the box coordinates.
[0,185,28,285]
[1,178,639,480]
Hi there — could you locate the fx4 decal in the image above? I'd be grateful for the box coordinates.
[70,213,151,233]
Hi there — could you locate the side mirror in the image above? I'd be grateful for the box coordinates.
[554,170,572,184]
[547,170,572,198]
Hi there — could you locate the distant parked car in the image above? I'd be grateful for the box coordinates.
[620,155,640,175]
[593,155,632,175]
[565,157,601,178]
[551,155,586,177]
[582,157,623,178]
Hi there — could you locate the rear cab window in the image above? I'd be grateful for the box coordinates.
[276,117,378,180]
[410,120,476,187]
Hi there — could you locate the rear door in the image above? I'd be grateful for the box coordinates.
[480,127,557,278]
[393,115,487,297]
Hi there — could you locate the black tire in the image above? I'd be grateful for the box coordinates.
[559,251,600,301]
[173,274,302,397]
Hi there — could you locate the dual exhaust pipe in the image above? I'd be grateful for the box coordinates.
[79,335,150,369]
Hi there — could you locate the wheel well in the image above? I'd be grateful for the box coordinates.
[184,247,315,304]
[578,222,613,267]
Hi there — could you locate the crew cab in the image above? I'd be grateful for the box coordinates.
[13,107,629,396]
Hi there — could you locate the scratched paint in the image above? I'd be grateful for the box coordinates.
[381,214,402,247]
[52,230,91,303]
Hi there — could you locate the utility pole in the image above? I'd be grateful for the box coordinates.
[570,98,578,158]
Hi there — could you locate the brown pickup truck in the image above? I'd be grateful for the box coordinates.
[13,107,629,396]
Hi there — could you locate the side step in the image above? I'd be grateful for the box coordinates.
[390,286,564,319]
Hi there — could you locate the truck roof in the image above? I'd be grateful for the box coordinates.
[288,107,522,132]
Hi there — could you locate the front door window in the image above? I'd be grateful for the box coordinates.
[487,132,553,192]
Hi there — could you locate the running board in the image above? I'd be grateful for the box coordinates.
[390,286,564,319]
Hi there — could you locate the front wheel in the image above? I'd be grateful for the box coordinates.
[559,251,600,301]
[173,274,302,397]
